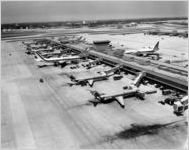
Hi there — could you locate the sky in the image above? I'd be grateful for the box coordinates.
[1,1,188,24]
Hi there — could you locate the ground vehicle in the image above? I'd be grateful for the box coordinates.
[162,89,172,95]
[173,96,188,115]
[124,41,159,57]
[113,75,123,80]
[160,97,178,105]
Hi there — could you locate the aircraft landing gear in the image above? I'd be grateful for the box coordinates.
[136,92,145,100]
[54,62,59,67]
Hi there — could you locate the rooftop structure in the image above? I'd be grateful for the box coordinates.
[93,40,111,45]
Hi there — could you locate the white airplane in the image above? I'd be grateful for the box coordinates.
[125,41,159,57]
[39,50,63,57]
[88,71,156,108]
[34,50,88,67]
[68,65,122,87]
[39,47,75,58]
[26,46,54,55]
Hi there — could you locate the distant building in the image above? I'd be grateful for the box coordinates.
[82,20,86,25]
[126,22,137,27]
[93,40,111,45]
[93,40,111,53]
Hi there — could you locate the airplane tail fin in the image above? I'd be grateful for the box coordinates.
[88,80,94,87]
[153,41,159,52]
[116,96,125,108]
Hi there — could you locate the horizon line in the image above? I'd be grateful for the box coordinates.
[2,16,188,25]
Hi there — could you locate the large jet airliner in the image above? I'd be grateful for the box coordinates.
[125,41,159,57]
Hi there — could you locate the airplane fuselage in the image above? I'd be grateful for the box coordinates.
[135,50,157,56]
[36,51,81,62]
[100,88,138,100]
[45,56,80,62]
[30,49,54,54]
[76,74,108,83]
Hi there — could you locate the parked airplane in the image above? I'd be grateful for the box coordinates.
[26,47,54,55]
[88,71,156,108]
[34,50,88,67]
[39,50,64,58]
[27,42,63,53]
[68,65,123,87]
[125,41,159,57]
[40,47,75,58]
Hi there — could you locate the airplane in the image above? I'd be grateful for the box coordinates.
[28,43,49,49]
[26,46,54,55]
[39,50,64,58]
[88,71,157,108]
[125,41,159,57]
[39,47,75,58]
[26,42,64,54]
[68,65,123,87]
[34,49,89,67]
[22,41,36,45]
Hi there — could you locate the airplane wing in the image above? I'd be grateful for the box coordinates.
[88,79,94,87]
[34,53,43,62]
[116,96,125,108]
[88,99,100,107]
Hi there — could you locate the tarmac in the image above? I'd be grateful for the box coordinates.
[1,40,188,149]
[80,33,188,64]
